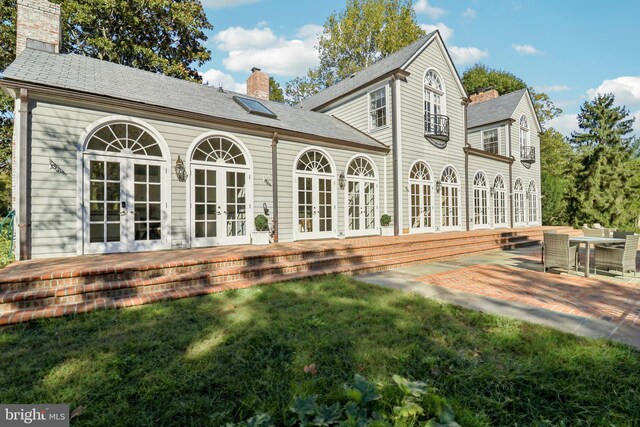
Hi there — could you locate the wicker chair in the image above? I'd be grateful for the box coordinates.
[543,233,579,274]
[594,235,639,277]
[583,228,604,237]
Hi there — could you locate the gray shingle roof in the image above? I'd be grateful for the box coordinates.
[467,88,528,129]
[1,48,388,151]
[299,32,437,111]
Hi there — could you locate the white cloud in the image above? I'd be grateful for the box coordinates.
[548,113,578,138]
[214,24,321,77]
[200,0,260,8]
[512,44,542,55]
[200,68,247,94]
[214,27,279,51]
[534,85,570,93]
[414,0,446,19]
[448,46,488,65]
[587,76,640,106]
[462,7,476,18]
[420,23,454,42]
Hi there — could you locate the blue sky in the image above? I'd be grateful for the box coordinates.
[198,0,640,138]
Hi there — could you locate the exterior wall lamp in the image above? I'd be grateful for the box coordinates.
[338,172,346,190]
[174,155,187,182]
[435,180,441,193]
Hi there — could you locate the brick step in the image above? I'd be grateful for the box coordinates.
[0,230,548,294]
[0,235,538,322]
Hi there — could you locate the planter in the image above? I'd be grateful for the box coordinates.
[380,226,394,237]
[252,231,270,245]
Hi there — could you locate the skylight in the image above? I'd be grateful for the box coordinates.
[233,96,277,118]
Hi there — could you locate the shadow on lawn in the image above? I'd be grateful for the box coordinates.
[1,275,639,426]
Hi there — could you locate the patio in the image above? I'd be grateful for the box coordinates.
[359,245,640,348]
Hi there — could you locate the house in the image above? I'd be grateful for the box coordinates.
[0,0,541,260]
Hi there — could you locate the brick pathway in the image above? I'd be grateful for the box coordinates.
[417,264,640,328]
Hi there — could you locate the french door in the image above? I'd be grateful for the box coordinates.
[191,165,250,246]
[84,154,167,254]
[440,184,460,230]
[347,179,377,236]
[296,174,334,239]
[410,181,433,232]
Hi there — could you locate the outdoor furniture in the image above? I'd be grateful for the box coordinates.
[543,233,579,274]
[594,235,639,277]
[540,230,557,263]
[583,228,604,237]
[568,236,625,277]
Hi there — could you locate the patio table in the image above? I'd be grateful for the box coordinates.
[569,236,625,277]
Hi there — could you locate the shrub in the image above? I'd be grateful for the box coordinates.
[254,214,269,232]
[380,214,392,227]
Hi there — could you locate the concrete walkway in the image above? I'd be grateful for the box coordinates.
[357,246,640,349]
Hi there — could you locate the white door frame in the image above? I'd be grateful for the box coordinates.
[439,166,462,232]
[472,171,490,230]
[82,151,170,254]
[344,155,380,237]
[189,162,252,247]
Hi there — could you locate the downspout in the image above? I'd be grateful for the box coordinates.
[271,132,279,243]
[391,75,401,236]
[507,119,515,229]
[463,98,470,231]
[17,88,30,260]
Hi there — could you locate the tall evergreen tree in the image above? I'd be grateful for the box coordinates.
[285,0,424,104]
[568,93,639,228]
[268,77,284,103]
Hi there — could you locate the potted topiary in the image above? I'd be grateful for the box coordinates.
[252,214,270,245]
[380,214,394,236]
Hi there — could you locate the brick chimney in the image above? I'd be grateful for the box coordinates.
[16,0,61,57]
[246,67,269,101]
[469,89,499,104]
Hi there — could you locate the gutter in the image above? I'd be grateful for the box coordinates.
[17,88,30,260]
[271,132,279,243]
[391,74,401,236]
[462,97,470,232]
[507,119,515,228]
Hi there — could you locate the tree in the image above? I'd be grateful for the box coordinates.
[285,0,424,103]
[269,77,284,103]
[0,0,16,212]
[461,64,527,97]
[568,93,639,228]
[540,129,573,224]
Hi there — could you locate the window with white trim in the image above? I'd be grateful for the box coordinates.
[482,129,499,154]
[520,115,529,148]
[369,88,387,130]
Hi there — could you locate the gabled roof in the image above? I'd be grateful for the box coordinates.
[299,31,438,111]
[467,88,529,129]
[1,48,388,151]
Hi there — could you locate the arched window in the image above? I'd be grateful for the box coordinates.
[409,161,433,231]
[191,137,247,165]
[86,122,163,157]
[296,150,333,174]
[528,180,539,223]
[424,69,445,136]
[520,115,530,149]
[346,156,378,235]
[295,149,335,238]
[347,156,376,178]
[493,175,507,227]
[514,178,526,225]
[473,172,489,227]
[440,166,460,229]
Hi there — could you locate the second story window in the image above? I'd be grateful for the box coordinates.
[482,129,499,154]
[520,115,529,148]
[369,88,387,130]
[424,69,449,142]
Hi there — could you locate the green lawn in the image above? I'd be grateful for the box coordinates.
[1,275,639,426]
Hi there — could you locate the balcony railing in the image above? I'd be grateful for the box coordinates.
[424,113,450,142]
[521,146,536,163]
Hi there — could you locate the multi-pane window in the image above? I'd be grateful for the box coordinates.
[520,115,529,148]
[369,88,387,130]
[482,129,499,154]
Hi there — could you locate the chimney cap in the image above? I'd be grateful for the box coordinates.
[251,67,262,73]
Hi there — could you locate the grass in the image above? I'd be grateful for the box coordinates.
[1,275,639,426]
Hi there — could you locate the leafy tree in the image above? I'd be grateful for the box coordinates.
[461,64,527,97]
[568,93,639,228]
[285,0,424,103]
[540,129,573,224]
[268,77,284,103]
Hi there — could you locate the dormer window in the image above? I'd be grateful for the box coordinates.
[369,87,387,130]
[423,69,449,143]
[482,128,499,154]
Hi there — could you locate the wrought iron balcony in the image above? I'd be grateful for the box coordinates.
[521,146,536,163]
[424,113,450,142]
